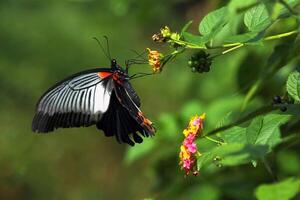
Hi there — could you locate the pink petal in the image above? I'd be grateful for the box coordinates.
[183,134,196,145]
[186,143,197,153]
[193,118,202,126]
[183,159,192,169]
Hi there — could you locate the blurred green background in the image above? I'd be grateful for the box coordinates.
[1,0,300,199]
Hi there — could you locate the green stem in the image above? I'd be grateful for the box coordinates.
[264,30,299,41]
[218,30,298,55]
[222,44,244,54]
[171,30,298,51]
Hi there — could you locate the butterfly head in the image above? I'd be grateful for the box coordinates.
[111,59,128,79]
[111,59,118,69]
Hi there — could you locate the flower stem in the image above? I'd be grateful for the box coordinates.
[222,44,244,54]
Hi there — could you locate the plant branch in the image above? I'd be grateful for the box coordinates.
[171,30,299,52]
[263,30,299,41]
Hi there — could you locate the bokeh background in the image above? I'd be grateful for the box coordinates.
[1,0,300,199]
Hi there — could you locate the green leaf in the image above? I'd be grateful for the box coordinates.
[224,32,263,44]
[197,143,268,169]
[255,177,300,200]
[181,32,208,48]
[287,71,300,102]
[228,0,258,13]
[218,113,290,149]
[220,126,247,143]
[199,7,228,37]
[253,114,291,148]
[215,112,232,129]
[219,144,268,166]
[244,3,271,32]
[181,20,193,35]
[197,152,214,170]
[246,116,263,144]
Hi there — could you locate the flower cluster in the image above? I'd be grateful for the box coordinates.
[179,113,206,176]
[152,26,180,43]
[147,48,163,73]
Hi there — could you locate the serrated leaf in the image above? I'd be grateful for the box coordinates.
[197,152,214,170]
[197,143,268,169]
[244,4,271,32]
[220,126,247,143]
[287,71,300,102]
[255,177,300,200]
[246,116,263,144]
[215,112,232,129]
[254,114,291,148]
[199,6,228,38]
[218,113,290,150]
[219,144,268,166]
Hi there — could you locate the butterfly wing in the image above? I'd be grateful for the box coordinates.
[97,81,155,146]
[32,68,114,132]
[116,82,155,135]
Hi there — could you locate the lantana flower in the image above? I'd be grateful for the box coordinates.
[147,48,163,73]
[179,113,206,176]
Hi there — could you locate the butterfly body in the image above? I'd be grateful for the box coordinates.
[32,59,155,146]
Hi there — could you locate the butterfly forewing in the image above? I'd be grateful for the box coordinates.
[32,69,114,132]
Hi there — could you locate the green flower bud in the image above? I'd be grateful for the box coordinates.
[160,26,171,38]
[170,33,180,40]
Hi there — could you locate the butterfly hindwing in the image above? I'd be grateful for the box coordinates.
[96,81,155,146]
[32,69,114,132]
[116,83,155,136]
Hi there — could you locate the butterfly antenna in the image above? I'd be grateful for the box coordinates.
[92,37,111,61]
[103,36,112,60]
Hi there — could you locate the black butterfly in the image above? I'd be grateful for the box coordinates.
[32,59,156,146]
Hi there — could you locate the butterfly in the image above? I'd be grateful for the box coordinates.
[32,58,156,146]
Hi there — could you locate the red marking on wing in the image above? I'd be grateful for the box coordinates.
[138,111,156,134]
[98,72,112,78]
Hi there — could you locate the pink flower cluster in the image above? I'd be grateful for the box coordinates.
[179,114,205,176]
